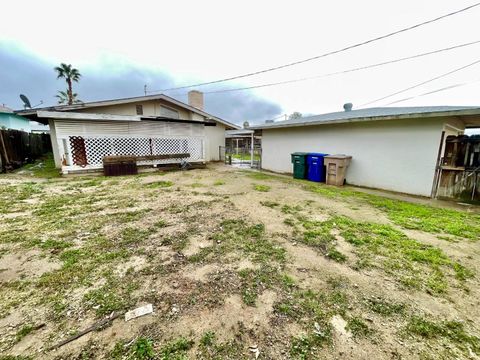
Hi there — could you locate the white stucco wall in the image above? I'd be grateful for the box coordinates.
[205,124,226,161]
[261,118,447,196]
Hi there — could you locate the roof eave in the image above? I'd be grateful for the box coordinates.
[251,108,480,130]
[37,111,141,122]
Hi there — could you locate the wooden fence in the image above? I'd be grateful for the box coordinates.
[0,129,51,172]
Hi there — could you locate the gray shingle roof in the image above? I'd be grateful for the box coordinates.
[251,106,480,129]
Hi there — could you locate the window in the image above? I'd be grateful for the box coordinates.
[136,105,143,115]
[160,105,179,119]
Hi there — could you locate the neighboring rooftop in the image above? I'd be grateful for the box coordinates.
[16,93,239,129]
[251,106,480,129]
[0,105,13,113]
[226,129,254,135]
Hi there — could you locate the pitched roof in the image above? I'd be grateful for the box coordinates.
[251,106,480,130]
[16,93,239,129]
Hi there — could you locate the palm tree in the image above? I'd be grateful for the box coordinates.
[56,90,81,105]
[54,63,81,105]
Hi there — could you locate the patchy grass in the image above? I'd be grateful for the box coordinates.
[199,331,215,347]
[242,171,280,181]
[333,216,472,294]
[253,184,270,192]
[278,284,351,358]
[281,204,302,214]
[364,297,406,316]
[154,219,168,228]
[1,164,479,359]
[238,266,284,306]
[306,182,480,240]
[293,216,347,263]
[39,238,73,251]
[144,180,173,188]
[14,325,33,343]
[326,248,347,263]
[277,284,352,358]
[406,316,480,354]
[198,331,243,358]
[120,226,156,247]
[346,317,373,338]
[260,200,279,208]
[83,274,138,316]
[18,153,60,179]
[111,337,155,359]
[453,262,475,281]
[158,337,194,359]
[281,208,474,294]
[0,182,43,213]
[366,197,480,240]
[114,209,152,224]
[213,219,286,264]
[290,333,328,360]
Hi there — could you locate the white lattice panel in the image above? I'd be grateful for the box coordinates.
[68,136,204,166]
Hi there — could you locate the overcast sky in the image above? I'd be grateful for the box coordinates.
[1,0,480,125]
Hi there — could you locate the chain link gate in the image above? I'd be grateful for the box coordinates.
[219,146,261,169]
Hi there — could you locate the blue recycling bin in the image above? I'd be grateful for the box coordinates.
[306,153,328,182]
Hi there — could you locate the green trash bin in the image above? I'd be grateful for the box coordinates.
[291,152,308,179]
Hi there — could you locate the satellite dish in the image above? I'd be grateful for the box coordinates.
[20,94,32,109]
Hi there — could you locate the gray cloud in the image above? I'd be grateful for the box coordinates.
[0,43,282,125]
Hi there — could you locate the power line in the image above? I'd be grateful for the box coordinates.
[268,114,287,121]
[146,2,480,94]
[360,58,480,106]
[385,79,480,105]
[194,40,480,95]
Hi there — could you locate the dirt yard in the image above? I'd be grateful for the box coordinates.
[1,161,479,359]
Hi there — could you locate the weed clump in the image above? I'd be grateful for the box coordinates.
[253,184,270,192]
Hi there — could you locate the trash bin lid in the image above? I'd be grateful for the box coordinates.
[324,154,352,159]
[307,152,329,157]
[291,152,309,155]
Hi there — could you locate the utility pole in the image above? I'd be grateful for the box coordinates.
[144,85,147,96]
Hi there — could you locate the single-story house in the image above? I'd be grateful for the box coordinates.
[1,105,49,133]
[17,91,239,173]
[250,105,480,198]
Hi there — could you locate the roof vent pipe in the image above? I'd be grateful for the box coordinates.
[343,103,353,112]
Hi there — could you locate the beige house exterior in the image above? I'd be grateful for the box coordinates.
[252,106,480,198]
[18,92,238,172]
